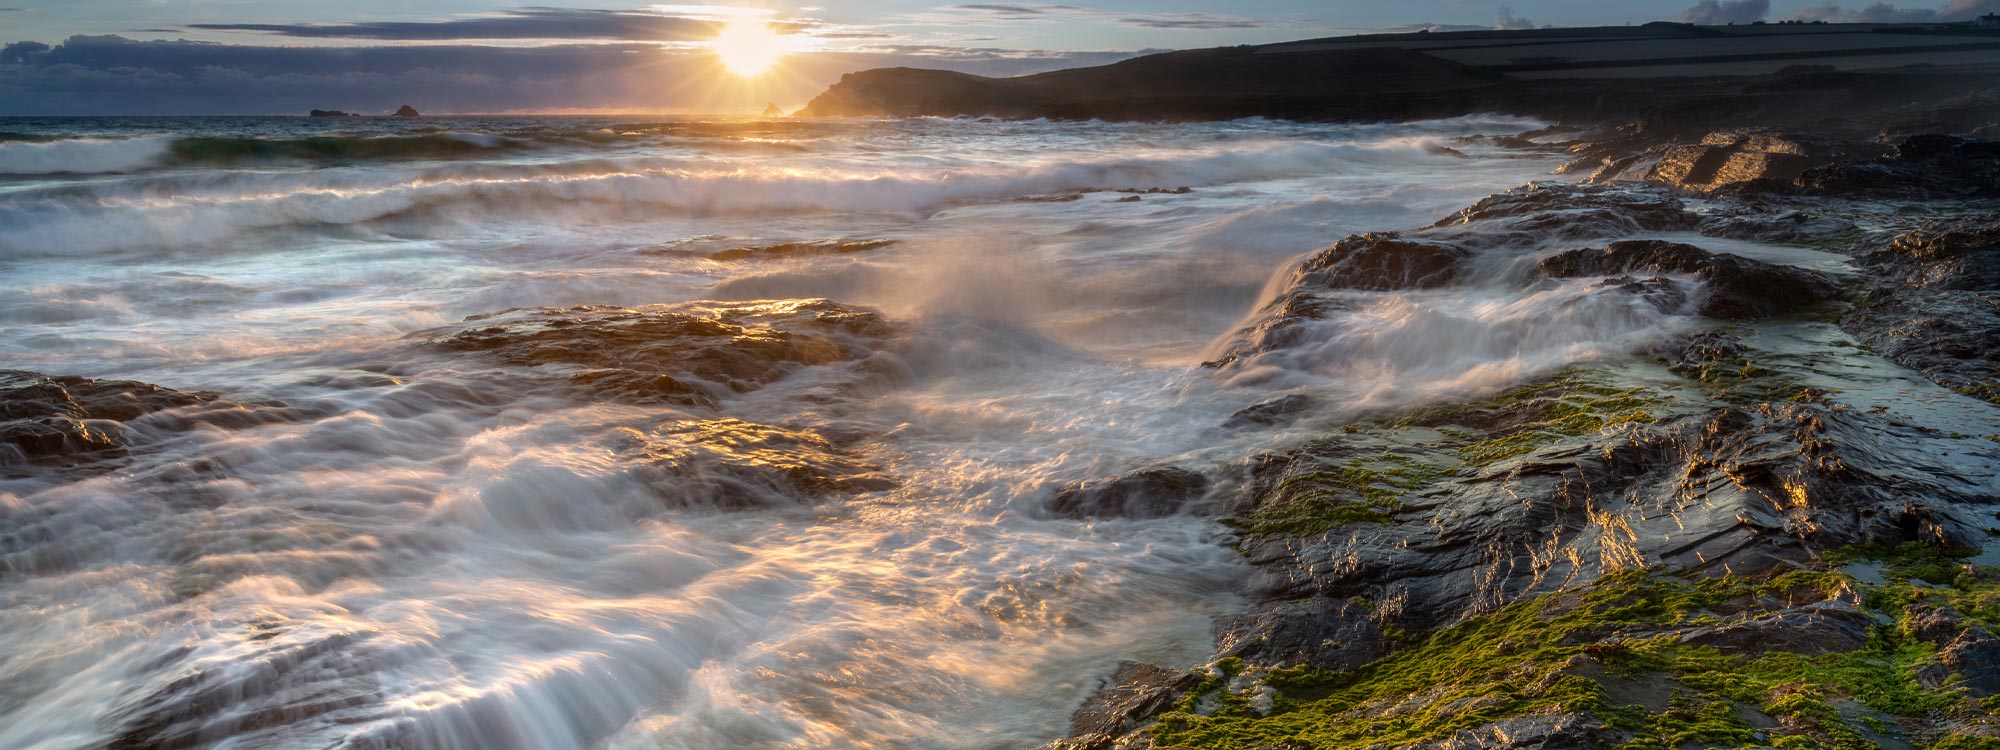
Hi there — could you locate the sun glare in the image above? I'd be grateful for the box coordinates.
[711,18,790,77]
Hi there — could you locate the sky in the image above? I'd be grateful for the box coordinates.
[2,0,1997,114]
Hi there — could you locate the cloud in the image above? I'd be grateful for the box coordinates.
[938,3,1268,30]
[185,7,792,42]
[1496,6,1536,29]
[0,34,1143,115]
[1786,0,2000,21]
[1676,0,1771,23]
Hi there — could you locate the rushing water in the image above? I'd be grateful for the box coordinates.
[0,115,1696,749]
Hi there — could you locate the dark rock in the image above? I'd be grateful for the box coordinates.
[1215,596,1390,672]
[1224,394,1317,430]
[392,105,420,117]
[761,102,784,117]
[618,418,894,510]
[1296,232,1469,291]
[422,299,892,408]
[1698,209,1858,245]
[1919,632,2000,697]
[1772,135,2000,200]
[1841,216,2000,401]
[1072,664,1192,740]
[1596,275,1689,314]
[1651,330,1747,379]
[708,239,896,262]
[1536,240,1837,319]
[0,370,214,469]
[1047,467,1208,520]
[1433,183,1699,242]
[306,109,357,118]
[1226,400,1988,669]
[1673,594,1874,658]
[1418,713,1607,750]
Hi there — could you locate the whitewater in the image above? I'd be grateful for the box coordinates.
[0,115,1709,749]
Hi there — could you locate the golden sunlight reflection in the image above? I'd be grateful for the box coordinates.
[711,17,792,77]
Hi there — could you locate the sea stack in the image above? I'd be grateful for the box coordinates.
[761,102,784,118]
[394,105,421,117]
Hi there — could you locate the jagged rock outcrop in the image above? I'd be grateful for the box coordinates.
[1842,215,2000,402]
[0,370,215,470]
[1046,466,1209,520]
[1431,183,1699,244]
[1755,135,2000,200]
[423,299,892,408]
[393,105,420,117]
[1536,239,1838,319]
[1644,131,1871,192]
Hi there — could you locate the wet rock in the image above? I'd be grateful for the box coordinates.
[1047,466,1208,520]
[424,299,892,408]
[1595,275,1689,314]
[1225,400,1988,669]
[1698,209,1858,245]
[618,417,895,510]
[1841,216,2000,401]
[1417,712,1607,750]
[1776,135,2000,200]
[0,370,215,469]
[1645,131,1868,193]
[708,239,896,262]
[1295,232,1469,291]
[1215,596,1390,672]
[1650,330,1747,380]
[1919,631,2000,697]
[1432,183,1699,242]
[1672,594,1874,658]
[1536,240,1837,319]
[1223,394,1317,430]
[107,630,378,750]
[1049,662,1202,750]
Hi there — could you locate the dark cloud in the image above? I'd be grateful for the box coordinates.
[945,3,1090,16]
[185,7,776,42]
[0,34,1140,114]
[1676,0,1771,23]
[1496,6,1536,29]
[1787,0,2000,21]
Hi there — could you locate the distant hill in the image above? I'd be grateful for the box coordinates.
[796,22,2000,127]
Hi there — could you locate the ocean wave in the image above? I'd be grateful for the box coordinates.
[0,137,1476,256]
[0,136,174,175]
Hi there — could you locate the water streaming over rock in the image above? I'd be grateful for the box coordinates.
[0,114,1783,749]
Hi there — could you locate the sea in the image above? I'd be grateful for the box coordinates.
[0,114,1701,749]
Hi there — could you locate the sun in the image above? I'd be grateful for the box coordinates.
[711,18,790,77]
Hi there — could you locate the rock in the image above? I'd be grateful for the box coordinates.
[1536,240,1837,319]
[1223,394,1317,430]
[1774,135,2000,200]
[1215,596,1391,672]
[1841,215,2000,401]
[306,109,356,117]
[392,105,420,117]
[761,102,784,117]
[1051,662,1201,749]
[1046,467,1209,520]
[1698,209,1858,245]
[1295,232,1469,291]
[1673,595,1874,658]
[618,418,895,510]
[1645,131,1868,192]
[1432,183,1699,243]
[1650,330,1748,380]
[423,299,892,408]
[1417,712,1607,750]
[1225,399,1988,668]
[1919,632,2000,697]
[0,370,214,469]
[707,239,896,262]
